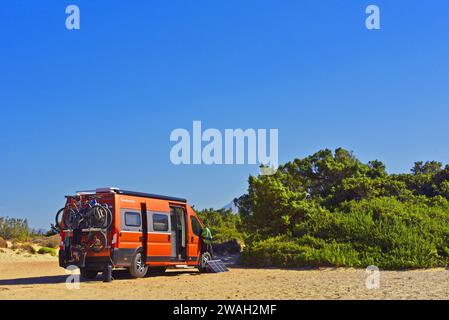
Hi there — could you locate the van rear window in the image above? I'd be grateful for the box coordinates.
[125,212,141,227]
[153,214,169,232]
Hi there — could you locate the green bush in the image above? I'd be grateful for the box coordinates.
[236,149,449,270]
[240,236,361,268]
[37,247,57,256]
[241,197,449,269]
[197,208,244,243]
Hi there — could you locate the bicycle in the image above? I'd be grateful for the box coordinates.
[55,196,112,230]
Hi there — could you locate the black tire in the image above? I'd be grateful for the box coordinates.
[80,268,98,280]
[103,264,113,282]
[56,207,77,229]
[87,231,107,253]
[88,205,112,229]
[63,208,79,229]
[129,251,148,278]
[198,251,212,273]
[55,208,64,229]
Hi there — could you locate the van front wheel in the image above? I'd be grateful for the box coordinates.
[129,251,148,278]
[198,252,212,273]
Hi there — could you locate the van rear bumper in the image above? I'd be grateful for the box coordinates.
[59,249,112,270]
[59,248,147,269]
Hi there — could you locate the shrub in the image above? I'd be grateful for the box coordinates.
[240,236,361,268]
[212,239,241,255]
[236,149,449,270]
[42,235,60,249]
[37,247,57,256]
[0,217,30,240]
[197,208,244,243]
[32,235,60,248]
[19,244,36,254]
[10,242,19,250]
[45,224,60,237]
[241,197,449,269]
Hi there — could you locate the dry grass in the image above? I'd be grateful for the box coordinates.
[1,236,60,260]
[19,244,36,254]
[0,237,7,249]
[8,241,37,254]
[30,235,59,249]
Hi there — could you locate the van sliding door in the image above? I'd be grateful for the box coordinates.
[170,206,187,261]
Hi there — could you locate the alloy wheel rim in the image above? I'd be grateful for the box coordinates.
[136,255,145,273]
[202,253,210,268]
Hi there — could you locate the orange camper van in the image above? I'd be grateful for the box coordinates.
[56,187,212,282]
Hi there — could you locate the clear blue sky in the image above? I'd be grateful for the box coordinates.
[1,1,449,229]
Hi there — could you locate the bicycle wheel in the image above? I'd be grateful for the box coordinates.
[87,231,107,253]
[63,208,78,229]
[55,208,65,229]
[78,207,90,229]
[88,205,112,229]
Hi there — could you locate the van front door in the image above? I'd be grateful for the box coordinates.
[188,215,202,262]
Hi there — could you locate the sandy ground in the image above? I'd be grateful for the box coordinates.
[1,257,449,299]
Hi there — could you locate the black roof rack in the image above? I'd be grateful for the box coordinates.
[115,189,187,203]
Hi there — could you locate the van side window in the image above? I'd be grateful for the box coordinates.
[190,216,201,236]
[153,214,169,232]
[125,212,141,227]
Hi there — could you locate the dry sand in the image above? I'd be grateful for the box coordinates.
[1,255,449,299]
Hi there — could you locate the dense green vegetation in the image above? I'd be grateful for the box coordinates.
[222,148,449,269]
[4,148,449,269]
[197,208,243,243]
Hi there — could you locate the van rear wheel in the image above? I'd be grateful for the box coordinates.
[103,264,113,282]
[80,268,98,280]
[129,251,148,278]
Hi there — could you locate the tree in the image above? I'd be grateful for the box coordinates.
[412,161,442,175]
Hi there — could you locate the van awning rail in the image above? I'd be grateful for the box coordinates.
[74,187,187,203]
